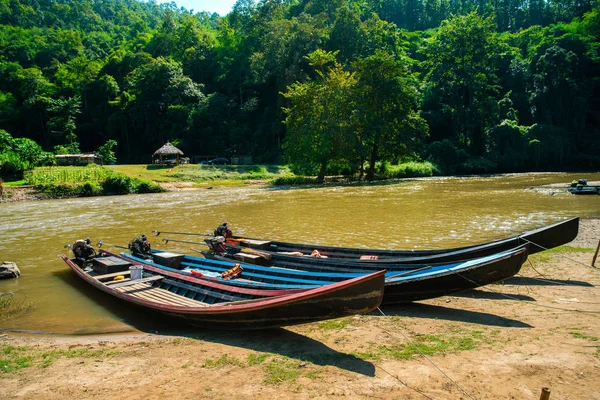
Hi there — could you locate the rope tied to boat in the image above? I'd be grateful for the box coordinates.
[521,238,600,270]
[376,307,477,400]
[454,272,600,315]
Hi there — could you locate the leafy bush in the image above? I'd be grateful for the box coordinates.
[271,175,318,185]
[98,139,118,164]
[386,161,435,178]
[325,162,357,176]
[460,156,497,174]
[0,130,55,179]
[247,165,266,174]
[132,179,165,193]
[77,182,103,197]
[36,184,79,198]
[0,151,28,179]
[485,120,529,171]
[101,173,132,195]
[426,139,466,174]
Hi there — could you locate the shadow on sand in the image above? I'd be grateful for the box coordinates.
[55,269,376,377]
[377,302,532,328]
[451,288,536,301]
[504,276,595,287]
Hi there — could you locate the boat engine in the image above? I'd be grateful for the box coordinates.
[129,235,152,259]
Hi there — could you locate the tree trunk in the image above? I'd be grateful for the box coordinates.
[317,159,328,183]
[358,156,365,180]
[366,144,378,181]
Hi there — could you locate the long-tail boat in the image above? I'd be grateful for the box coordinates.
[61,250,385,330]
[121,245,529,304]
[195,217,577,267]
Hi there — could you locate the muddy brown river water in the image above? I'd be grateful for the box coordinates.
[1,172,598,335]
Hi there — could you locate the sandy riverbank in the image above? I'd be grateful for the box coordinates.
[1,221,599,399]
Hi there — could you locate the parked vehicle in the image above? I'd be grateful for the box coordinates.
[208,158,230,165]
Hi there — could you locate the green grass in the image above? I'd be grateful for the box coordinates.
[262,357,303,385]
[571,331,599,342]
[40,348,118,368]
[570,330,600,358]
[108,164,291,184]
[2,179,26,186]
[380,161,435,179]
[270,175,318,185]
[318,317,352,331]
[202,353,244,368]
[247,353,269,366]
[198,351,319,385]
[352,330,484,361]
[25,165,113,185]
[20,162,436,192]
[529,245,596,264]
[21,166,165,198]
[0,345,118,373]
[547,245,596,253]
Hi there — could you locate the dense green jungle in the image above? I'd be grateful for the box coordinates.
[0,0,599,182]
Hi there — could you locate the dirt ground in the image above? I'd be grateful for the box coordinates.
[1,220,599,399]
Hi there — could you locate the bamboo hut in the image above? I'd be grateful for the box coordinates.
[153,142,184,165]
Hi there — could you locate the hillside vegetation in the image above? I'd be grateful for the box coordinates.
[0,0,599,182]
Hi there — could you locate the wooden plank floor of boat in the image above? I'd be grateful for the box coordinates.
[114,283,208,307]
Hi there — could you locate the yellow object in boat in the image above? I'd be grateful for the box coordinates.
[113,275,125,281]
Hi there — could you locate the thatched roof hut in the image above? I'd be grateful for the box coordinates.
[153,142,184,164]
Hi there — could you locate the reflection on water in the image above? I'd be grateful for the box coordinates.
[0,172,598,334]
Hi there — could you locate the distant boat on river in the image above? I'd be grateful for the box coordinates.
[568,179,600,195]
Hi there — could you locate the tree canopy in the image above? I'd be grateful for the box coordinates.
[0,0,598,176]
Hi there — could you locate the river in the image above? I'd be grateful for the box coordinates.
[0,172,598,335]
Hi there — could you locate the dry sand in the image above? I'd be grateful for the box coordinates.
[1,220,599,399]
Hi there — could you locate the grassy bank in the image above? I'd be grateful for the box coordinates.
[0,161,436,201]
[108,164,293,185]
[18,166,165,199]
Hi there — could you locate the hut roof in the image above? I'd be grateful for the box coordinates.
[153,142,183,156]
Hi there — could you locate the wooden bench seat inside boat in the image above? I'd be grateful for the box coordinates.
[105,275,163,289]
[114,282,207,307]
[94,270,131,281]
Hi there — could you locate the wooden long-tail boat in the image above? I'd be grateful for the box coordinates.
[381,245,527,303]
[205,217,578,266]
[121,245,529,304]
[61,250,385,330]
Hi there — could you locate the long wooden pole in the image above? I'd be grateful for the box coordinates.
[540,387,551,400]
[592,239,600,267]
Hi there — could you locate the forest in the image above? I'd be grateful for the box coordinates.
[0,0,599,181]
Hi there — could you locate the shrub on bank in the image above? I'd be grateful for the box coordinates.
[271,175,318,185]
[101,173,132,195]
[133,179,165,193]
[36,183,80,198]
[385,161,435,178]
[78,182,103,197]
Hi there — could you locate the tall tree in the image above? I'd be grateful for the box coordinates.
[422,13,502,155]
[353,51,428,181]
[282,50,357,182]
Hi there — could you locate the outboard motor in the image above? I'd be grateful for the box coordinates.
[204,236,226,253]
[129,234,152,259]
